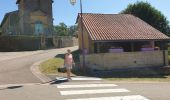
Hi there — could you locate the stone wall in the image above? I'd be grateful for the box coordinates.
[0,36,41,51]
[53,36,78,48]
[80,51,168,70]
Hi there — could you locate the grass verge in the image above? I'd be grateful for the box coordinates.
[39,58,170,82]
[39,50,80,75]
[39,58,64,75]
[106,77,170,82]
[39,51,170,82]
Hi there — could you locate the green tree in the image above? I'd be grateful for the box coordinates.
[54,23,77,36]
[54,22,68,36]
[121,1,170,36]
[68,25,77,36]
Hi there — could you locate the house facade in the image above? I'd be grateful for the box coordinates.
[77,13,170,70]
[0,0,54,36]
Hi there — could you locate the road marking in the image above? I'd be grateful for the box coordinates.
[57,84,117,88]
[71,77,102,81]
[56,77,102,81]
[67,95,149,100]
[60,88,130,95]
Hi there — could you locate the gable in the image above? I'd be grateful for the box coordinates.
[30,10,47,16]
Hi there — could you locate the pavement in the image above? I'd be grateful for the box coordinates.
[0,46,78,85]
[1,46,170,100]
[1,77,170,100]
[0,50,43,62]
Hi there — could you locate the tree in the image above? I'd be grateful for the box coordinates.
[121,1,170,36]
[54,22,77,36]
[54,22,68,36]
[68,25,77,36]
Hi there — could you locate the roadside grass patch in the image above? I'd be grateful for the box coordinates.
[39,50,80,75]
[106,77,170,82]
[39,58,64,74]
[39,51,170,82]
[86,67,170,82]
[99,68,170,82]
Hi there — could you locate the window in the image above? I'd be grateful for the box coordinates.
[35,21,44,35]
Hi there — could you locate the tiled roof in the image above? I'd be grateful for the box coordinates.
[79,13,170,41]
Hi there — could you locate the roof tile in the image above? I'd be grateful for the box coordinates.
[79,13,169,41]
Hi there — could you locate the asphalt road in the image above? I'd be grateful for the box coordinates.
[1,46,170,100]
[0,81,170,100]
[0,46,78,85]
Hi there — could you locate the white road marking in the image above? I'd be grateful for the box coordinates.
[57,84,117,88]
[67,95,149,100]
[56,77,102,81]
[71,77,102,81]
[60,88,130,95]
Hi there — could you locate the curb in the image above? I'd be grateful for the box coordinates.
[30,59,52,83]
[30,46,79,84]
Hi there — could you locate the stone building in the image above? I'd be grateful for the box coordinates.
[0,0,54,36]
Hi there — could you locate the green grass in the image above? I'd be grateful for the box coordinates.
[39,58,170,82]
[106,77,170,82]
[39,52,170,82]
[102,67,170,82]
[39,50,80,75]
[39,58,64,74]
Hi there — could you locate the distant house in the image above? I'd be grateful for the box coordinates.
[77,13,170,70]
[0,0,54,36]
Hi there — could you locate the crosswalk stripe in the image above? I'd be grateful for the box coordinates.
[57,84,117,89]
[60,88,130,95]
[67,95,149,100]
[71,77,102,81]
[56,77,102,81]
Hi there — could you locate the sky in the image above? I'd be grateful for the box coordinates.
[0,0,170,26]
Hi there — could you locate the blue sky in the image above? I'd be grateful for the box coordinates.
[0,0,170,26]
